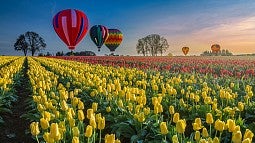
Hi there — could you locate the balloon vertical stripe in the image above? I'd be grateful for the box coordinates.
[62,17,71,45]
[75,17,84,43]
[71,9,77,27]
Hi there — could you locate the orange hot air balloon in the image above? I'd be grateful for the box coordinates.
[211,44,220,53]
[182,47,189,56]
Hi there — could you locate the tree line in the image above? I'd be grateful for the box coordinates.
[200,49,233,56]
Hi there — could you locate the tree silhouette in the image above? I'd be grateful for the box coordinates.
[14,31,46,56]
[14,34,28,56]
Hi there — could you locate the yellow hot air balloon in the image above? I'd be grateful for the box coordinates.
[182,47,189,56]
[211,44,220,53]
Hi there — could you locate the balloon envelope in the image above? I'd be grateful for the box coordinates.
[105,29,123,52]
[53,9,89,50]
[211,44,220,53]
[182,47,189,55]
[89,25,109,51]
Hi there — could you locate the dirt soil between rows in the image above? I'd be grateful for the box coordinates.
[0,58,36,143]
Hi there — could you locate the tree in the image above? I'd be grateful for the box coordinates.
[136,34,169,56]
[14,31,46,56]
[14,34,28,56]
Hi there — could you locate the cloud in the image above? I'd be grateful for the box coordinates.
[192,16,255,53]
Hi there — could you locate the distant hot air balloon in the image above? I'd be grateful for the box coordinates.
[53,9,89,51]
[182,47,189,56]
[211,44,221,53]
[105,29,123,53]
[89,25,109,51]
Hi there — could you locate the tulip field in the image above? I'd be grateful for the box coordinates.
[0,56,255,143]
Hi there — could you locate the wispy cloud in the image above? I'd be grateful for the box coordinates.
[192,16,255,53]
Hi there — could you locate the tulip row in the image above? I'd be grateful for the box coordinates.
[27,57,120,143]
[28,57,254,143]
[0,56,25,124]
[52,56,255,78]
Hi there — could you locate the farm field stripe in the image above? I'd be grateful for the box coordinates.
[0,57,35,143]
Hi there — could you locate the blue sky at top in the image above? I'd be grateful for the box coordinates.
[0,0,255,56]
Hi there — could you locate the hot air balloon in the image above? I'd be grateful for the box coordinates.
[53,9,89,51]
[105,29,123,53]
[182,47,189,56]
[211,44,220,53]
[89,25,109,51]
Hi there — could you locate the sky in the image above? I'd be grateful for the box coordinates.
[0,0,255,56]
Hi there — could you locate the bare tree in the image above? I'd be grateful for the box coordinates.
[14,31,46,56]
[14,34,28,56]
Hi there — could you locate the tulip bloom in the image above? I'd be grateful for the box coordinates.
[30,122,40,136]
[40,118,49,130]
[169,105,175,115]
[206,113,214,124]
[98,117,105,130]
[214,119,225,132]
[160,122,168,135]
[176,119,186,134]
[173,113,180,123]
[78,110,85,121]
[85,125,93,138]
[232,131,242,143]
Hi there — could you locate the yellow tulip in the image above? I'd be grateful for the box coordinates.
[30,122,40,136]
[214,119,225,132]
[69,118,76,127]
[176,119,186,134]
[90,115,97,129]
[60,100,69,111]
[105,134,115,143]
[72,137,79,143]
[72,97,79,107]
[172,135,179,143]
[200,139,207,143]
[226,119,236,132]
[78,100,84,110]
[138,112,145,123]
[238,102,244,111]
[206,113,214,124]
[243,129,254,140]
[49,123,60,140]
[85,125,93,138]
[169,105,175,115]
[202,127,209,138]
[92,102,98,112]
[213,137,220,143]
[106,106,111,112]
[78,110,85,121]
[118,100,124,108]
[160,122,168,135]
[40,118,49,130]
[232,131,242,143]
[193,118,203,131]
[144,107,150,115]
[98,117,105,130]
[173,113,180,123]
[43,111,51,121]
[234,125,241,133]
[115,139,121,143]
[43,132,54,143]
[87,108,94,119]
[194,131,200,141]
[72,127,80,137]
